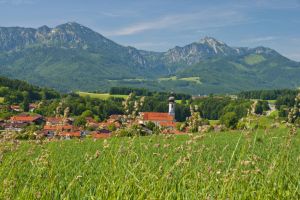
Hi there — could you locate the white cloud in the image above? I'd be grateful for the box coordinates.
[105,15,184,36]
[241,36,279,43]
[104,9,248,36]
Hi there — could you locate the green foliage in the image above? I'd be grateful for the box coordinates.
[254,100,270,115]
[81,110,93,118]
[276,94,296,109]
[0,76,60,105]
[36,94,124,121]
[220,112,238,128]
[192,97,251,120]
[145,121,156,131]
[0,128,299,199]
[73,116,87,127]
[109,87,191,100]
[114,124,152,137]
[78,92,128,100]
[110,87,151,96]
[244,54,266,65]
[107,124,117,132]
[1,24,300,94]
[239,89,297,100]
[139,94,191,122]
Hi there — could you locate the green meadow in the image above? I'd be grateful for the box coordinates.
[77,92,128,100]
[158,76,202,84]
[0,127,299,199]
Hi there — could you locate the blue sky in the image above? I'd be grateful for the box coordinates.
[0,0,300,61]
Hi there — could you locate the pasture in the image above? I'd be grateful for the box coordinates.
[158,76,202,84]
[77,92,128,100]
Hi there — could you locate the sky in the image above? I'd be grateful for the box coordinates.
[0,0,300,61]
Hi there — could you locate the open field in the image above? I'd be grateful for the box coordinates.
[77,92,128,100]
[0,127,299,199]
[209,120,220,125]
[0,97,4,103]
[244,54,266,65]
[158,76,202,84]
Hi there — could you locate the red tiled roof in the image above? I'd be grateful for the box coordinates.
[140,112,174,122]
[86,117,97,123]
[99,121,121,128]
[109,115,121,120]
[46,117,63,123]
[91,132,111,139]
[162,129,186,135]
[159,121,176,127]
[3,122,28,128]
[59,131,81,137]
[10,115,41,122]
[43,125,74,131]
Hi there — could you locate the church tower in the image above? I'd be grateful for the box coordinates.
[168,93,175,118]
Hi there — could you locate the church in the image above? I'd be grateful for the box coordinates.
[138,94,176,129]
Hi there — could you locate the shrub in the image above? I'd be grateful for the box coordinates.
[107,124,117,132]
[220,112,238,129]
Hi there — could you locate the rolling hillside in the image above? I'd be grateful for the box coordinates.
[0,22,300,94]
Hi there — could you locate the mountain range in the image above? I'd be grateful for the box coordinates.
[0,22,299,94]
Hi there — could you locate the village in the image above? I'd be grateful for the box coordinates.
[1,87,291,141]
[0,94,194,139]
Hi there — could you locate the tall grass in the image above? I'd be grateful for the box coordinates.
[0,128,299,199]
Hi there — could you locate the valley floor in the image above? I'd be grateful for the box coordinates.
[0,127,300,199]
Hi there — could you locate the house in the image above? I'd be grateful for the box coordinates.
[45,117,72,126]
[91,129,111,139]
[10,113,43,125]
[3,122,28,132]
[58,131,83,139]
[138,112,176,129]
[138,94,176,129]
[29,103,38,112]
[98,115,123,130]
[99,120,121,130]
[107,115,124,124]
[108,115,122,122]
[86,117,100,128]
[10,105,21,112]
[5,113,43,132]
[43,124,74,138]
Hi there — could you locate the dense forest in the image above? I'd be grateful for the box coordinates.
[0,76,60,104]
[109,87,192,100]
[238,89,297,100]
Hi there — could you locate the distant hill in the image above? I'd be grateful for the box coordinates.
[0,22,299,94]
[0,76,60,104]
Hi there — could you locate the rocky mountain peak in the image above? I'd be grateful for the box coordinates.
[199,36,225,46]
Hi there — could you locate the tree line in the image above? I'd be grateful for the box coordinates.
[238,89,297,100]
[109,87,191,100]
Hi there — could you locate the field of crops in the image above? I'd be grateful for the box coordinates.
[1,127,300,199]
[77,92,128,100]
